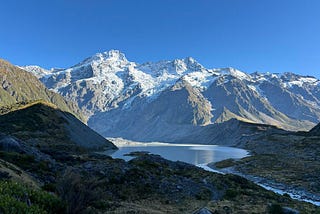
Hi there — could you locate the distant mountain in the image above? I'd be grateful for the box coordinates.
[0,101,116,151]
[0,59,84,121]
[22,50,320,141]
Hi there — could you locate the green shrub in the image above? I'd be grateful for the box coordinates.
[224,188,239,199]
[56,170,104,214]
[0,181,65,214]
[269,203,283,214]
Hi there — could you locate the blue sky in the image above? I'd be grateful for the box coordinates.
[1,0,320,78]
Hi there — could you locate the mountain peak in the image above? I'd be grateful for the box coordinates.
[100,49,127,62]
[184,56,196,63]
[77,49,128,67]
[220,67,250,80]
[170,57,203,74]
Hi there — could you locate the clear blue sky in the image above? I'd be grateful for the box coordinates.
[1,0,320,78]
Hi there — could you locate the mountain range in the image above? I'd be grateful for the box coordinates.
[22,50,320,142]
[1,55,319,213]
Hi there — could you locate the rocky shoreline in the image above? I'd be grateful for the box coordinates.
[206,164,320,206]
[208,130,320,209]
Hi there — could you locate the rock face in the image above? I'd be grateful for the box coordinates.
[22,50,320,141]
[89,79,214,141]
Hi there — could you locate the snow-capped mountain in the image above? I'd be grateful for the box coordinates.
[22,50,320,141]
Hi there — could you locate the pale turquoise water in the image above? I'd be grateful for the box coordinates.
[110,143,249,165]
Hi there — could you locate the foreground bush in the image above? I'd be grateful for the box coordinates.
[0,181,65,214]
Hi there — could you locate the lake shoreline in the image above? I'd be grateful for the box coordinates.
[107,138,249,165]
[204,164,320,206]
[107,138,320,206]
[108,137,226,148]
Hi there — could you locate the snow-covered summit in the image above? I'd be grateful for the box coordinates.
[137,56,204,77]
[217,67,251,81]
[75,50,129,67]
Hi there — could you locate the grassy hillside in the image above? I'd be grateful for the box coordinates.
[0,59,84,121]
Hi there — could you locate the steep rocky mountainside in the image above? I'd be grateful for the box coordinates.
[0,59,84,121]
[89,79,215,141]
[178,118,290,146]
[22,50,320,141]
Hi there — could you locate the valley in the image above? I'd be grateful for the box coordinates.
[1,56,320,213]
[2,1,320,213]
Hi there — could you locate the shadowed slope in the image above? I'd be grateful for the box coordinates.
[0,101,116,151]
[308,122,320,135]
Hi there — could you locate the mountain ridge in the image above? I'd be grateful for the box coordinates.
[21,50,320,141]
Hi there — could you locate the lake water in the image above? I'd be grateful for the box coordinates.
[108,140,320,206]
[109,141,249,165]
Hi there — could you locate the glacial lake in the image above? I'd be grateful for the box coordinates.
[108,140,249,166]
[107,139,320,206]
